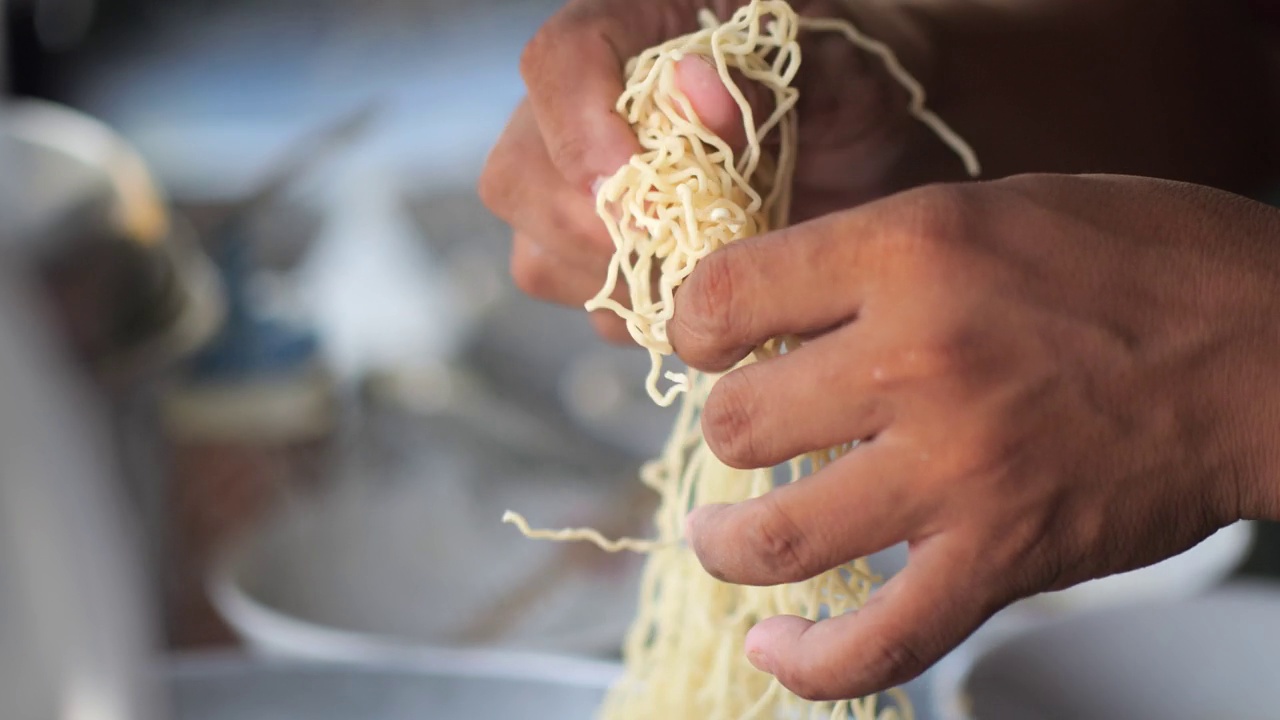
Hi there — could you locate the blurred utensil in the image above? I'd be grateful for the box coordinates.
[362,361,633,474]
[406,188,675,462]
[205,101,380,242]
[169,646,941,719]
[169,652,614,720]
[0,259,162,720]
[208,461,646,659]
[954,583,1280,720]
[1,98,224,380]
[456,481,656,646]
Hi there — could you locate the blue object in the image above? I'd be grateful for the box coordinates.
[188,221,319,381]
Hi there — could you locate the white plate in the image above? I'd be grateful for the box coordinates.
[211,468,645,659]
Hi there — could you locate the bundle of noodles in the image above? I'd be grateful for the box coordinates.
[504,2,978,718]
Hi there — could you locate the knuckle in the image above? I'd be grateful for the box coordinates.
[914,328,976,381]
[911,184,971,243]
[859,633,929,690]
[742,494,817,584]
[887,184,973,262]
[701,372,765,469]
[509,241,555,299]
[519,24,555,83]
[554,202,599,247]
[671,251,741,367]
[546,130,594,188]
[521,10,602,85]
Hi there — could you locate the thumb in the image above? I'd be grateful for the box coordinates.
[742,536,1002,701]
[674,55,754,151]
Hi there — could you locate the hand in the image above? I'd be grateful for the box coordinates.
[479,0,964,342]
[678,174,1280,700]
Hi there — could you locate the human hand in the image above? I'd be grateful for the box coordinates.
[678,173,1280,700]
[479,0,963,342]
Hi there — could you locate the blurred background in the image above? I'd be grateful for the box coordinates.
[4,1,1280,719]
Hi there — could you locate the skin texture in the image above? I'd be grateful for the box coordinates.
[677,175,1280,698]
[478,0,1280,703]
[479,0,945,341]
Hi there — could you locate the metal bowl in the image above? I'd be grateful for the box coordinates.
[169,651,940,720]
[405,187,675,461]
[952,583,1280,720]
[208,465,647,658]
[168,651,613,720]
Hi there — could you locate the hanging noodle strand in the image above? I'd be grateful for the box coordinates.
[505,2,979,719]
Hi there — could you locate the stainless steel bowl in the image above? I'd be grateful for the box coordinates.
[169,652,939,719]
[953,583,1280,720]
[168,652,613,720]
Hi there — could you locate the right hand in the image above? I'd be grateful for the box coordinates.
[478,0,969,342]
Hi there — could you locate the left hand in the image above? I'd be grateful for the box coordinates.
[479,0,957,343]
[677,173,1280,700]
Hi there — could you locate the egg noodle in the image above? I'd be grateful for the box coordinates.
[503,2,979,718]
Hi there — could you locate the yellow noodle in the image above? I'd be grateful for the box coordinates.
[501,511,668,554]
[505,2,978,718]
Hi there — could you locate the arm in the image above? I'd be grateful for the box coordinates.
[894,0,1280,193]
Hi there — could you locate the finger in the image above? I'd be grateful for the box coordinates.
[673,54,749,150]
[668,214,875,372]
[510,231,611,306]
[590,311,633,345]
[744,536,999,701]
[522,1,766,192]
[686,441,920,586]
[480,102,614,256]
[520,0,658,192]
[700,325,891,469]
[510,232,639,332]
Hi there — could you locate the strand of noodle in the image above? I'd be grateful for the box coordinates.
[501,511,667,553]
[504,3,979,718]
[797,16,981,177]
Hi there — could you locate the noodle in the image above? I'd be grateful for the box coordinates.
[504,2,979,718]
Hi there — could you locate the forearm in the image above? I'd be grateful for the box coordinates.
[897,0,1280,195]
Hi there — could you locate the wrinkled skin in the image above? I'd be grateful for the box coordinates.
[676,175,1280,698]
[478,0,1280,702]
[479,0,950,341]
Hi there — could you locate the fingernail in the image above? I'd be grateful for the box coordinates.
[683,505,705,540]
[683,503,726,540]
[745,646,773,674]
